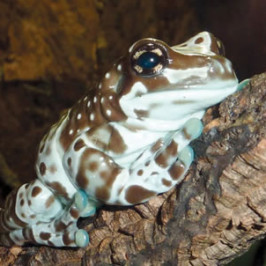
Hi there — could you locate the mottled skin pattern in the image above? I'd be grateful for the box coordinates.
[0,32,239,247]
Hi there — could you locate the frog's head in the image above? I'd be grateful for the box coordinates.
[100,32,238,127]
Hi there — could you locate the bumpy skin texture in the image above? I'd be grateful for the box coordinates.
[0,32,238,247]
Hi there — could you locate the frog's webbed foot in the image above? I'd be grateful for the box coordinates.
[28,189,98,247]
[0,185,98,247]
[168,117,202,179]
[164,117,202,183]
[36,189,98,247]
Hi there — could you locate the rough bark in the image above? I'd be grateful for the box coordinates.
[0,73,265,265]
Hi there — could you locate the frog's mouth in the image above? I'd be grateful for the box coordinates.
[119,80,238,122]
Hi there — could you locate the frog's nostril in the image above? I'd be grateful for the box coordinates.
[216,40,225,56]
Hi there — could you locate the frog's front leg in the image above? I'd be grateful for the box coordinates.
[68,118,203,206]
[0,179,96,247]
[115,118,203,204]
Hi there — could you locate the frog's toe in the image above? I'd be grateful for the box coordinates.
[237,79,250,91]
[179,146,194,167]
[74,189,89,211]
[183,118,203,140]
[80,201,97,218]
[75,229,89,248]
[74,190,98,217]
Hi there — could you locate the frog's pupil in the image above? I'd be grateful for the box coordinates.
[137,52,160,69]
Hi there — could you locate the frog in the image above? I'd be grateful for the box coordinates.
[0,31,239,247]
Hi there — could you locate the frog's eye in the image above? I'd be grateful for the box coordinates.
[131,42,168,76]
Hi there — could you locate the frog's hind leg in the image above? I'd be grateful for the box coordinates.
[0,221,89,247]
[0,180,96,247]
[0,180,62,245]
[22,194,93,247]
